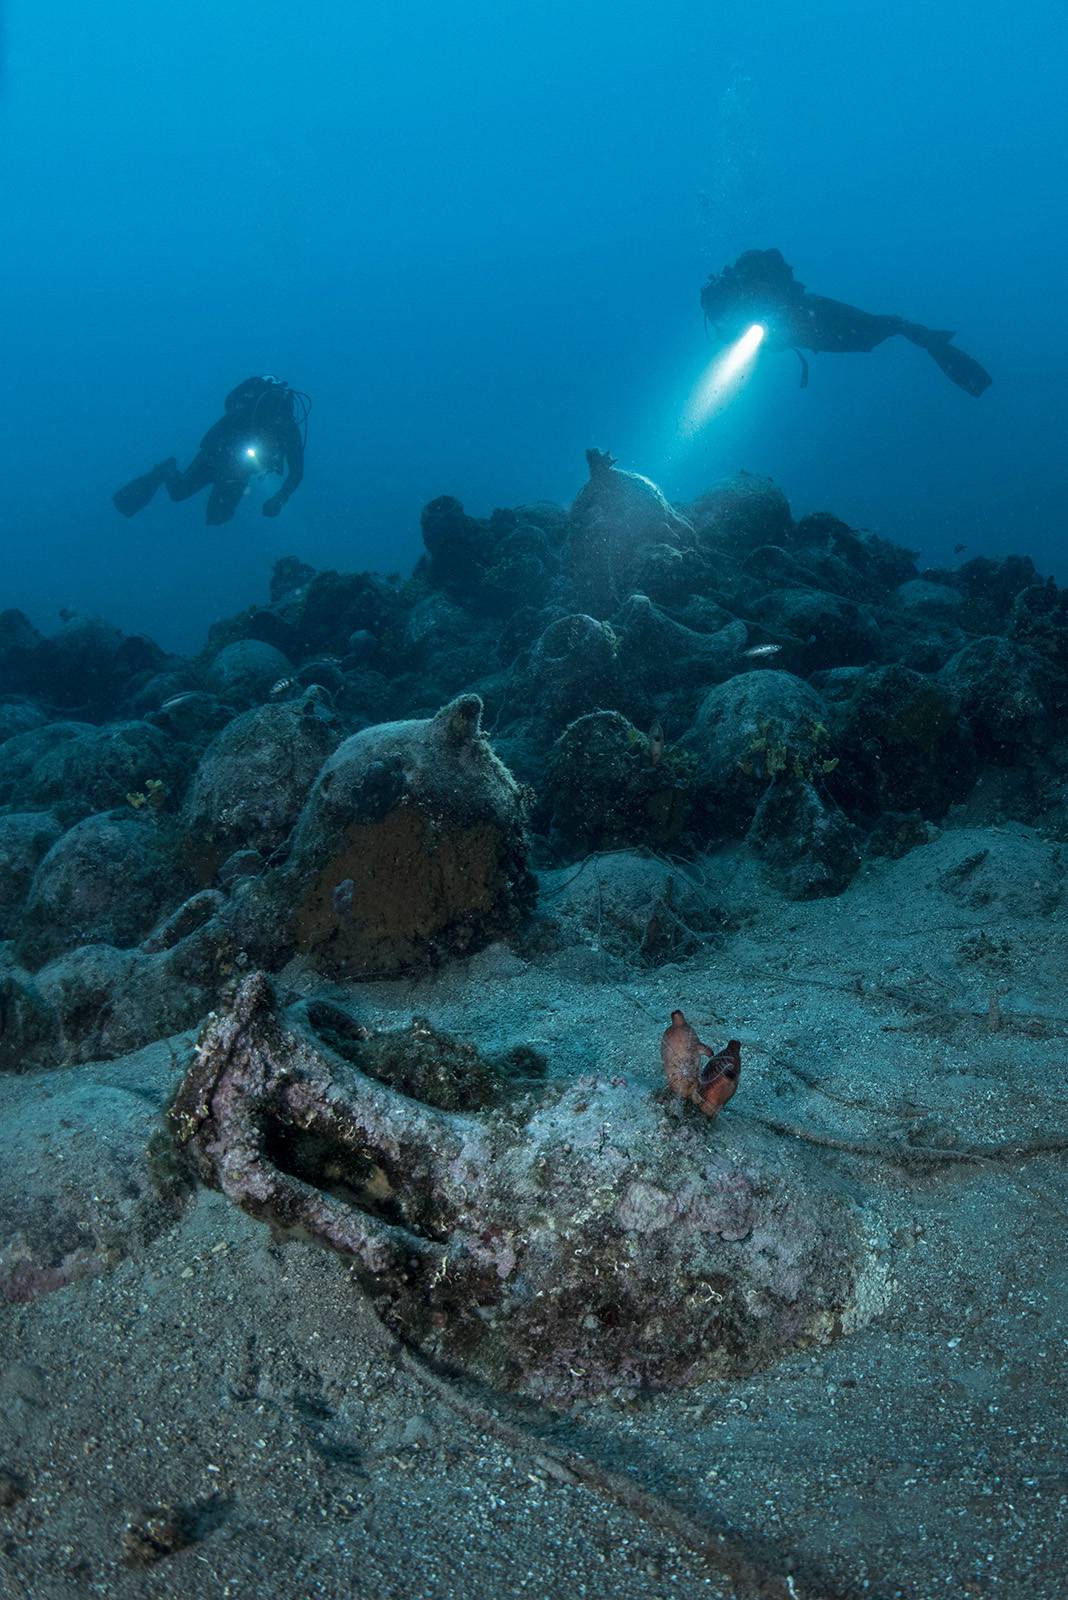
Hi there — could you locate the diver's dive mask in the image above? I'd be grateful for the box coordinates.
[701,250,802,344]
[702,282,776,344]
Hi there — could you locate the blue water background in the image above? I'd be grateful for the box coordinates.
[1,0,1065,650]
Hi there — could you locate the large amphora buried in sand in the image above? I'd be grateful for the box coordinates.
[170,973,886,1402]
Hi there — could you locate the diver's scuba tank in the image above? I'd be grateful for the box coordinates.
[224,374,289,414]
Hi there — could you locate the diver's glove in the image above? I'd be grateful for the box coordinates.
[262,495,285,518]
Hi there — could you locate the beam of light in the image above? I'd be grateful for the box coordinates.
[683,323,765,433]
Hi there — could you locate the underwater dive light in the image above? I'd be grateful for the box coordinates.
[245,445,259,460]
[684,323,765,433]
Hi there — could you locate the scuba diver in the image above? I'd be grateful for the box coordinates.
[700,249,991,397]
[113,376,310,524]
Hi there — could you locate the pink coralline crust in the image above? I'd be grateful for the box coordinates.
[0,1241,106,1304]
[453,1227,519,1280]
[444,1129,492,1199]
[615,1179,676,1234]
[679,1171,755,1242]
[615,1172,755,1242]
[743,1222,815,1302]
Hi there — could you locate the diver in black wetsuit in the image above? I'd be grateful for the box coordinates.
[113,376,310,525]
[700,249,992,397]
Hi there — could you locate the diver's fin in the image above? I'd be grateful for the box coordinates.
[925,340,992,397]
[112,459,178,516]
[112,465,165,517]
[898,320,954,350]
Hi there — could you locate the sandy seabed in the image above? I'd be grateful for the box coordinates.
[2,822,1067,1600]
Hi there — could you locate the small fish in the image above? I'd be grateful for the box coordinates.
[742,643,782,660]
[332,878,356,920]
[159,692,200,712]
[648,720,665,766]
[270,677,297,698]
[953,542,967,555]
